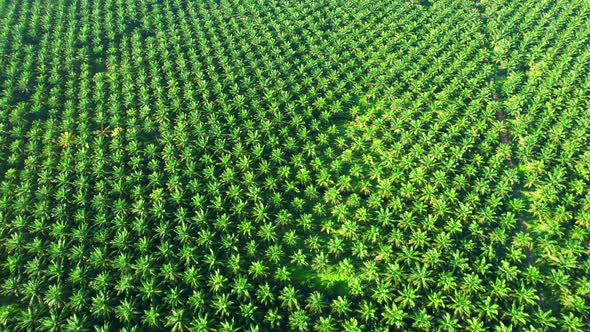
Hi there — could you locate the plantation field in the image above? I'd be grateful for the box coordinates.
[0,0,589,330]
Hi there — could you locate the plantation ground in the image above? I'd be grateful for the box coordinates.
[0,0,589,330]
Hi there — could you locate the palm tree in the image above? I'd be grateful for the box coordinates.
[252,202,269,222]
[63,314,87,332]
[412,308,432,331]
[341,317,364,332]
[114,298,136,324]
[231,275,252,301]
[186,289,204,312]
[255,283,274,306]
[208,269,227,293]
[451,291,474,319]
[356,300,376,323]
[279,285,299,310]
[211,293,233,318]
[506,302,529,327]
[39,309,62,332]
[314,315,336,332]
[248,261,268,279]
[288,310,309,331]
[264,308,282,330]
[534,308,557,329]
[142,306,160,329]
[166,309,189,332]
[381,303,406,329]
[258,222,277,242]
[409,263,432,290]
[330,296,351,317]
[265,244,284,264]
[396,284,419,309]
[189,313,210,332]
[372,281,393,304]
[218,319,239,332]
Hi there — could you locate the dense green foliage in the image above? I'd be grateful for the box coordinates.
[0,0,588,330]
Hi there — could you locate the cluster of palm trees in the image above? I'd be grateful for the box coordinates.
[0,0,588,330]
[483,0,590,325]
